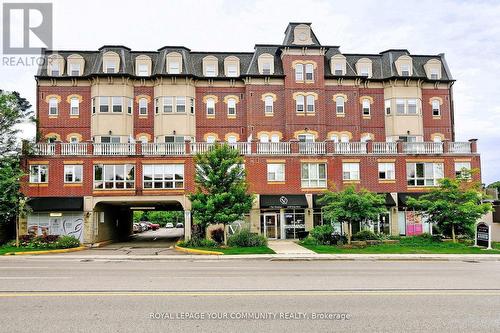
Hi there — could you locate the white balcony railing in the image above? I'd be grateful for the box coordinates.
[142,143,185,156]
[93,143,136,156]
[449,142,472,154]
[61,143,88,155]
[228,142,251,155]
[335,142,367,154]
[33,143,55,155]
[372,142,398,154]
[257,142,291,155]
[299,142,326,155]
[403,142,443,154]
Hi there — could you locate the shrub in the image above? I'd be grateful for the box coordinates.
[352,230,380,241]
[55,235,80,249]
[210,228,225,244]
[9,234,79,249]
[309,225,334,245]
[178,237,218,248]
[227,229,267,247]
[399,233,442,246]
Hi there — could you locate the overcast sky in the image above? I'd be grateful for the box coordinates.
[1,0,499,184]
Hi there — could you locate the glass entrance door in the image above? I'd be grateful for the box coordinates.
[263,214,277,239]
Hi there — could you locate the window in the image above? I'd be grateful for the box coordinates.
[143,164,184,189]
[139,98,147,115]
[104,61,116,73]
[139,136,148,143]
[432,100,440,116]
[361,134,372,142]
[93,164,135,189]
[385,99,391,115]
[336,96,345,114]
[433,136,442,143]
[206,135,216,143]
[454,162,471,179]
[267,163,285,182]
[70,98,79,116]
[407,162,444,186]
[206,98,215,115]
[99,97,109,112]
[49,62,60,76]
[69,136,79,143]
[137,64,148,76]
[342,163,360,181]
[295,64,304,81]
[399,135,417,142]
[227,98,236,116]
[100,136,121,143]
[69,63,80,76]
[64,165,82,183]
[430,69,439,80]
[29,165,48,183]
[401,64,410,76]
[262,62,271,75]
[264,96,273,114]
[305,64,314,80]
[260,134,269,143]
[362,99,370,116]
[360,66,369,77]
[176,97,186,113]
[296,95,305,112]
[226,135,237,144]
[407,99,417,114]
[165,135,185,143]
[396,99,405,114]
[378,163,395,180]
[306,95,315,113]
[205,64,216,77]
[163,97,173,113]
[271,134,279,143]
[330,134,339,142]
[92,98,96,114]
[227,64,238,77]
[112,97,122,112]
[298,133,315,142]
[168,61,180,74]
[128,98,132,114]
[48,98,58,115]
[301,163,327,188]
[190,98,195,114]
[340,134,350,143]
[334,63,343,75]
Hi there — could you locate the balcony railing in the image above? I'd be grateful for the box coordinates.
[93,143,136,156]
[142,143,185,156]
[403,142,443,154]
[28,141,475,157]
[61,143,89,155]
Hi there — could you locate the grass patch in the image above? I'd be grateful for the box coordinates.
[0,246,48,255]
[300,241,500,254]
[183,246,275,255]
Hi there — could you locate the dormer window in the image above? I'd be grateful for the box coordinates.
[424,59,442,80]
[166,52,182,74]
[334,63,343,75]
[137,64,148,76]
[430,69,439,80]
[104,61,116,73]
[205,64,216,77]
[356,58,372,78]
[305,64,314,80]
[395,55,413,77]
[258,53,274,75]
[262,62,271,75]
[169,61,180,74]
[401,64,410,76]
[227,64,238,77]
[49,62,60,76]
[67,54,85,77]
[360,66,369,77]
[69,63,80,76]
[224,56,240,77]
[203,56,218,77]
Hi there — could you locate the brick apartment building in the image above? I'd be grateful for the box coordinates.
[20,23,480,244]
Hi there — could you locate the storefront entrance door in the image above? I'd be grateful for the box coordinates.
[263,214,277,239]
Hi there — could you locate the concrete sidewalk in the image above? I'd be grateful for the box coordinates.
[3,253,500,261]
[267,240,316,254]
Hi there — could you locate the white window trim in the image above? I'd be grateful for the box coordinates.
[64,165,83,183]
[342,162,360,181]
[378,162,395,180]
[143,164,185,189]
[29,165,48,183]
[267,163,285,182]
[70,98,79,116]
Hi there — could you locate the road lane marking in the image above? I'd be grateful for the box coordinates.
[0,290,499,297]
[0,277,70,280]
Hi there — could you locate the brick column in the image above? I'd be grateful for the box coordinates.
[55,141,62,155]
[442,139,450,153]
[325,139,335,154]
[366,140,373,154]
[251,139,258,154]
[136,142,142,155]
[184,139,191,155]
[396,139,404,154]
[290,139,299,154]
[469,138,478,153]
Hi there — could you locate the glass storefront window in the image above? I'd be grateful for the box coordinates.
[284,209,305,239]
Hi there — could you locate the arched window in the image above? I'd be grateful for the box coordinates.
[295,64,304,81]
[306,95,315,113]
[49,97,58,115]
[70,97,79,116]
[139,98,148,115]
[340,134,350,143]
[432,100,440,116]
[336,96,345,114]
[227,135,237,143]
[361,134,372,142]
[330,134,339,142]
[305,64,314,81]
[227,98,236,116]
[362,99,371,116]
[206,98,215,116]
[206,135,216,143]
[264,96,274,114]
[260,134,269,143]
[296,95,305,112]
[270,134,280,143]
[139,136,148,143]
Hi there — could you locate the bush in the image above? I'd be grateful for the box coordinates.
[352,230,380,241]
[227,229,267,247]
[55,235,80,249]
[210,228,225,244]
[309,225,334,245]
[9,234,79,249]
[399,233,442,246]
[178,237,218,248]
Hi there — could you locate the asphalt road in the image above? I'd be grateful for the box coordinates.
[0,258,499,332]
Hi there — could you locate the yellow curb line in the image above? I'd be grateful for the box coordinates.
[4,246,87,256]
[174,244,223,255]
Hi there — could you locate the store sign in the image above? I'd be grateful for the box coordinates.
[260,195,307,209]
[476,222,491,248]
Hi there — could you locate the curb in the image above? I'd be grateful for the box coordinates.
[174,245,223,255]
[4,246,87,256]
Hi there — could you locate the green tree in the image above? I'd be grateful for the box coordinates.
[146,211,184,226]
[487,181,500,194]
[189,143,253,244]
[0,91,32,245]
[407,177,492,243]
[318,185,387,244]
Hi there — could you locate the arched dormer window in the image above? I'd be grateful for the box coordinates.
[166,52,183,74]
[331,54,346,76]
[356,58,372,78]
[224,56,240,77]
[102,51,120,73]
[135,54,152,76]
[258,53,274,75]
[203,56,218,77]
[395,55,413,76]
[424,59,442,80]
[47,54,64,76]
[67,54,84,76]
